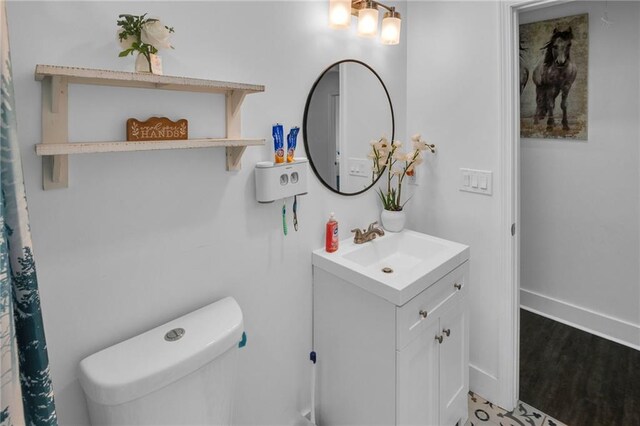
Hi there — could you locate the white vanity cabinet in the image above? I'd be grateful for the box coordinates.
[313,260,469,426]
[397,274,468,426]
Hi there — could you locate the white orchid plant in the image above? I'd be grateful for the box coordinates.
[117,14,174,72]
[369,134,436,212]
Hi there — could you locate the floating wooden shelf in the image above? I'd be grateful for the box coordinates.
[35,65,264,94]
[35,65,265,190]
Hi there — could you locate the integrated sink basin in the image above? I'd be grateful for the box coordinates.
[312,229,469,305]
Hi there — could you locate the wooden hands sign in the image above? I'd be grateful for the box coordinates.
[126,117,188,141]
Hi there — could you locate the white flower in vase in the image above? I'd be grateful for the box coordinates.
[141,20,173,49]
[371,133,437,213]
[117,13,175,74]
[118,30,135,50]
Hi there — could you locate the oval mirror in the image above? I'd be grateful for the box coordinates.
[303,60,395,195]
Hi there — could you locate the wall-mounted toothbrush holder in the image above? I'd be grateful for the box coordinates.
[255,158,309,203]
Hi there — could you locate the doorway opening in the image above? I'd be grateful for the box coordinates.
[511,1,640,424]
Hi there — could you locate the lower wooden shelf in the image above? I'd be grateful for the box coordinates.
[35,138,265,190]
[35,138,264,155]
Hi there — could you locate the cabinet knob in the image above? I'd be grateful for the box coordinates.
[443,328,451,337]
[435,334,444,344]
[419,310,428,319]
[454,283,462,291]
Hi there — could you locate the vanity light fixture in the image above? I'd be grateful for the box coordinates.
[381,9,401,45]
[329,0,402,45]
[329,0,352,29]
[357,1,379,37]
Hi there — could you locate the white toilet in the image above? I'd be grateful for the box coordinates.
[78,297,244,425]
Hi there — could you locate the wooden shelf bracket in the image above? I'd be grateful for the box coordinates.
[42,75,69,189]
[225,89,246,171]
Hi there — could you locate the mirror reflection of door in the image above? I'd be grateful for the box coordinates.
[329,93,340,191]
[306,65,339,189]
[304,60,394,195]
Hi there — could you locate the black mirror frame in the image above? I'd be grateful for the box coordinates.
[303,59,395,196]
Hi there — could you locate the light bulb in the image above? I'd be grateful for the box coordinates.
[357,3,379,37]
[329,0,351,29]
[381,11,401,45]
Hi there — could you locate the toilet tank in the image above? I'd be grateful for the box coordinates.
[79,297,244,426]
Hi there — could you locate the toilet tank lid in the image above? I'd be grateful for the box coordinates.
[78,297,243,406]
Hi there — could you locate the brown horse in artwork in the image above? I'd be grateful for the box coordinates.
[532,27,577,131]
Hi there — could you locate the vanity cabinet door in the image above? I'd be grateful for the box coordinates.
[396,318,440,426]
[438,294,469,426]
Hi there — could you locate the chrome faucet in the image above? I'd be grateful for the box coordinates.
[351,221,385,244]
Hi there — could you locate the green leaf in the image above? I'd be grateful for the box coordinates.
[400,196,413,209]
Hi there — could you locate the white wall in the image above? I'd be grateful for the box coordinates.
[520,1,640,348]
[406,0,504,402]
[7,2,406,425]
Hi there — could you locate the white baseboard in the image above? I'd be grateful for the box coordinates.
[520,288,640,350]
[469,363,499,406]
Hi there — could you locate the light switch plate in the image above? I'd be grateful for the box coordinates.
[460,168,493,195]
[348,158,371,178]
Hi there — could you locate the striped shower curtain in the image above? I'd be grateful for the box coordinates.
[0,1,57,424]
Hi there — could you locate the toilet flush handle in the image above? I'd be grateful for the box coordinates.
[164,328,185,342]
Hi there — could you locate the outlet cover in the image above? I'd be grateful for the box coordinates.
[407,170,418,185]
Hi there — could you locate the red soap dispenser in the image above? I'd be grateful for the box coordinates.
[325,212,339,253]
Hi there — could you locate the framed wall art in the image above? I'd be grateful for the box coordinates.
[520,13,588,140]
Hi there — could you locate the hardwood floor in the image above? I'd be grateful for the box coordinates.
[519,309,640,426]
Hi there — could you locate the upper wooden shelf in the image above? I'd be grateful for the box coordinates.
[35,64,265,95]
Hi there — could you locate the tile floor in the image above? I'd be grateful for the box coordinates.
[465,391,567,426]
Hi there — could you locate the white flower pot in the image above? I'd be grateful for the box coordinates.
[135,53,163,74]
[381,209,406,232]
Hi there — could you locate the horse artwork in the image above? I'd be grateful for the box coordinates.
[520,14,588,140]
[533,28,577,130]
[519,41,529,94]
